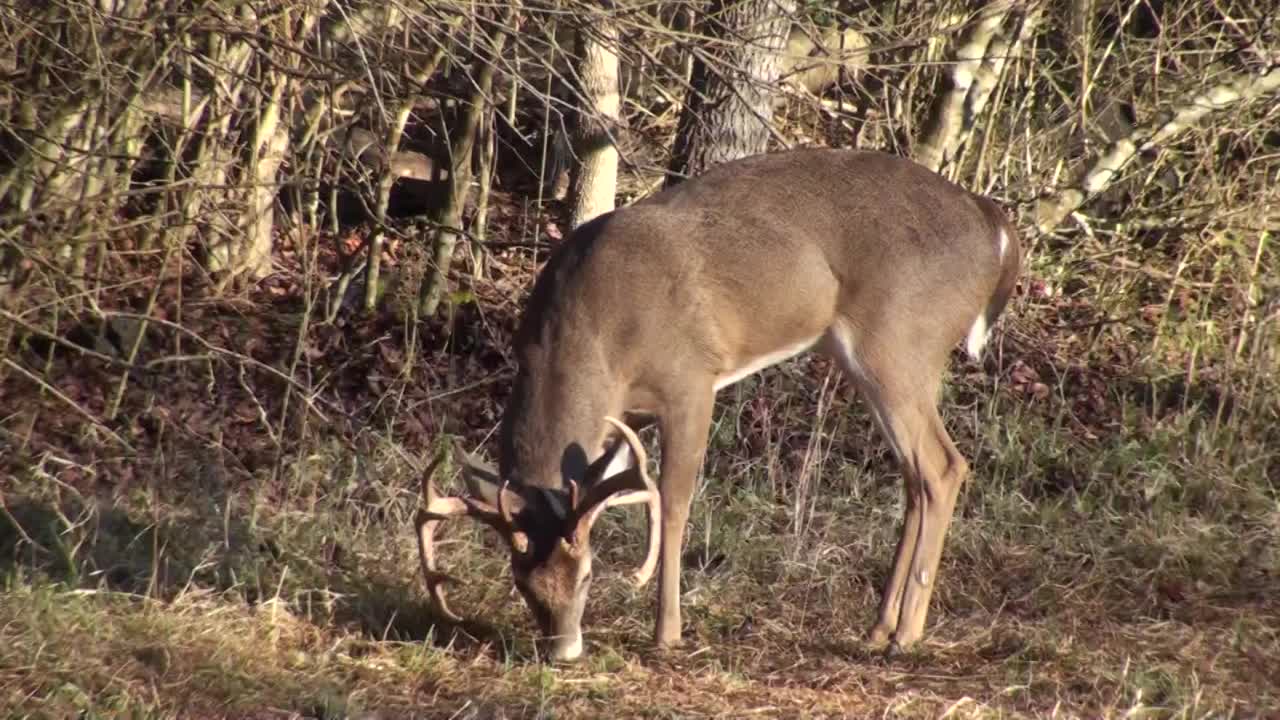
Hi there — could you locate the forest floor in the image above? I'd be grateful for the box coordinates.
[3,191,1278,719]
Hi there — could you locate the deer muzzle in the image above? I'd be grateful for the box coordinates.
[545,629,585,662]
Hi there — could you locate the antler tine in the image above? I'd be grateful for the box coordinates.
[416,505,463,622]
[496,479,533,554]
[602,416,660,587]
[414,451,510,621]
[497,479,516,526]
[567,479,581,512]
[565,417,661,586]
[415,455,467,621]
[600,485,660,587]
[603,416,652,484]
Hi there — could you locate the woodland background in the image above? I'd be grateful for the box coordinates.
[1,0,1278,717]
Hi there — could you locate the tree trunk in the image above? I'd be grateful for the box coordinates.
[235,77,290,282]
[666,0,797,186]
[568,6,623,228]
[418,4,519,317]
[471,110,496,277]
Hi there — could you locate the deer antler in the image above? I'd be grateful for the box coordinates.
[414,453,507,622]
[603,417,661,587]
[567,416,661,587]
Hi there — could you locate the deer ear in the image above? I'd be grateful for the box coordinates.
[453,439,500,485]
[582,434,630,486]
[452,440,530,521]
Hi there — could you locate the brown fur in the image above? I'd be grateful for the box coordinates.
[443,148,1022,661]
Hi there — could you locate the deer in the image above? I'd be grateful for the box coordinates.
[416,147,1022,662]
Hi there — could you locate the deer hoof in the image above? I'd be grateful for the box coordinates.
[655,631,685,649]
[868,623,894,645]
[630,567,655,589]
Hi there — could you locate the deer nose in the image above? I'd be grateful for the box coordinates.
[546,632,584,662]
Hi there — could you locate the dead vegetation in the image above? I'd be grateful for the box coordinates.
[2,0,1279,717]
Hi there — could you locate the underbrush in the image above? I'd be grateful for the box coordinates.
[4,0,1280,715]
[3,213,1279,717]
[3,326,1278,717]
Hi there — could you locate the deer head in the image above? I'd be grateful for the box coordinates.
[416,416,658,661]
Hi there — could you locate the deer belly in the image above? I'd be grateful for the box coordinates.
[713,334,822,391]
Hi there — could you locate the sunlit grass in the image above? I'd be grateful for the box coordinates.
[5,362,1277,718]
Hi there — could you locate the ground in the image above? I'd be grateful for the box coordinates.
[2,202,1278,719]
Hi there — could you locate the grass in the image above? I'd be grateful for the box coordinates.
[4,260,1278,717]
[2,121,1277,719]
[4,350,1278,718]
[4,0,1279,714]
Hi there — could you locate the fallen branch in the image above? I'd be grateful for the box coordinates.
[1036,60,1280,235]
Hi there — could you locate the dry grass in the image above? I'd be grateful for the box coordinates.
[4,352,1278,718]
[4,1,1280,717]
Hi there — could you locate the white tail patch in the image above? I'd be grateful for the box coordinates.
[965,313,988,361]
[713,335,822,391]
[969,227,1010,360]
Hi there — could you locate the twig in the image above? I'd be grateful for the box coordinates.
[100,311,334,422]
[1036,59,1280,234]
[2,358,136,453]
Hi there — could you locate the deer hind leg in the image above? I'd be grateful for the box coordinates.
[850,382,931,646]
[868,418,920,644]
[881,398,969,648]
[822,325,968,648]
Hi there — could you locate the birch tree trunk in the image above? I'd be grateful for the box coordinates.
[914,2,1022,175]
[568,5,623,229]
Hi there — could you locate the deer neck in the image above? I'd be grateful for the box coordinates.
[498,346,620,493]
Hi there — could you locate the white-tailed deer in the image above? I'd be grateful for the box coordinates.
[417,148,1021,661]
